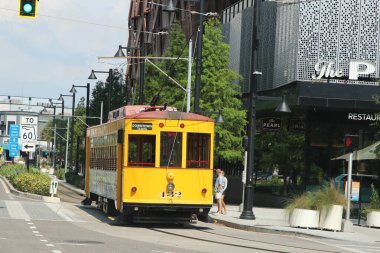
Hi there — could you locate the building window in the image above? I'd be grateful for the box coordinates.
[160,132,182,168]
[7,121,15,135]
[186,133,210,168]
[128,135,156,167]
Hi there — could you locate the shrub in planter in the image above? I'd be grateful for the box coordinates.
[287,192,321,228]
[363,184,380,228]
[317,182,346,231]
[13,173,51,196]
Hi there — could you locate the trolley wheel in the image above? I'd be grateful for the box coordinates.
[104,198,117,216]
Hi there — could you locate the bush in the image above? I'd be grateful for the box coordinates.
[286,181,346,214]
[65,171,84,189]
[363,184,380,216]
[55,169,65,180]
[13,173,51,196]
[0,164,28,184]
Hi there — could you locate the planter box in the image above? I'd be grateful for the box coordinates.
[367,211,380,228]
[289,208,320,229]
[319,205,343,231]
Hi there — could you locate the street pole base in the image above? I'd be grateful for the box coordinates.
[240,211,256,220]
[342,219,354,233]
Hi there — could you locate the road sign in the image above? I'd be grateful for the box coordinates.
[9,124,20,138]
[21,142,36,152]
[0,147,3,154]
[20,116,38,153]
[21,116,38,125]
[21,125,37,142]
[9,124,20,157]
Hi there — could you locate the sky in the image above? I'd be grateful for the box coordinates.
[0,0,130,108]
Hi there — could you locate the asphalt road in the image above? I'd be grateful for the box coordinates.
[1,177,379,253]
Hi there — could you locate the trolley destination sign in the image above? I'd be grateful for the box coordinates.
[132,123,152,130]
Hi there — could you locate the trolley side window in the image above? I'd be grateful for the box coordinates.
[128,135,156,167]
[160,132,182,167]
[186,133,211,168]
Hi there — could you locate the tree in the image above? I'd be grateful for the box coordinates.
[144,22,189,109]
[256,129,305,194]
[144,18,246,162]
[200,18,246,162]
[88,68,125,125]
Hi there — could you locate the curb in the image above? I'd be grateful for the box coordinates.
[208,215,329,240]
[57,180,86,196]
[0,175,60,203]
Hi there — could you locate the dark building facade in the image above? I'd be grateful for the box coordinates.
[222,0,380,190]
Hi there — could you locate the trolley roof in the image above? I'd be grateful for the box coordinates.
[125,111,213,122]
[108,105,213,122]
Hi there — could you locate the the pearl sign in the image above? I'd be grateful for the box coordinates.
[312,60,376,81]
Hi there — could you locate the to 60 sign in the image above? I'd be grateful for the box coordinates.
[21,126,37,141]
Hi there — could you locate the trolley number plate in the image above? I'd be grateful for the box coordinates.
[161,191,182,198]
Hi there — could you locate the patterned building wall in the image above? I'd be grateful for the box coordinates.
[296,0,380,84]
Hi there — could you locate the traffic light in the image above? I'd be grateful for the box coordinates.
[344,134,359,153]
[19,0,38,19]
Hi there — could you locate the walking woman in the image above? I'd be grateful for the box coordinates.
[221,171,228,215]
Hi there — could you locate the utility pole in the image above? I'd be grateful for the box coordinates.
[194,0,204,114]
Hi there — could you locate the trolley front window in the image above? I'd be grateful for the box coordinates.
[186,133,210,168]
[160,132,182,167]
[128,135,156,167]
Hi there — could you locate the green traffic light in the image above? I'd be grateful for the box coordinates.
[23,3,33,13]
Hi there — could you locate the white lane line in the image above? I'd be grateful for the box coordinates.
[32,231,39,234]
[46,244,54,247]
[5,201,31,221]
[56,242,88,246]
[27,222,34,225]
[0,177,10,194]
[335,245,380,249]
[0,237,6,240]
[40,239,48,242]
[52,250,62,253]
[35,234,43,237]
[152,251,176,253]
[30,226,36,229]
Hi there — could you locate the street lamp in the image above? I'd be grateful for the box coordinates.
[88,69,113,115]
[70,83,90,176]
[59,93,75,168]
[114,45,144,105]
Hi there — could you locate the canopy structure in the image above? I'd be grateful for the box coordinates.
[331,141,380,161]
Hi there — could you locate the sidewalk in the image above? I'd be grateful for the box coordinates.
[208,205,380,243]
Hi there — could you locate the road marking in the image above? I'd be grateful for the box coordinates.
[5,201,31,221]
[0,177,10,194]
[46,244,54,247]
[152,251,176,253]
[301,237,365,253]
[57,242,88,246]
[27,222,34,225]
[40,239,48,242]
[0,238,6,240]
[30,226,36,229]
[32,231,39,234]
[335,245,380,249]
[52,250,62,253]
[35,234,43,237]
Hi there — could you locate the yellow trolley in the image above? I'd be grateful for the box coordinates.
[83,105,215,223]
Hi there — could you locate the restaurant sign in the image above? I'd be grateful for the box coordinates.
[262,118,281,131]
[312,60,376,80]
[348,113,380,121]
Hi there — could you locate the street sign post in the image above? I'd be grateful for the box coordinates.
[9,125,20,158]
[49,177,58,197]
[20,116,38,153]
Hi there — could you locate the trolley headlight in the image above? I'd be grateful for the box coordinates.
[167,182,175,191]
